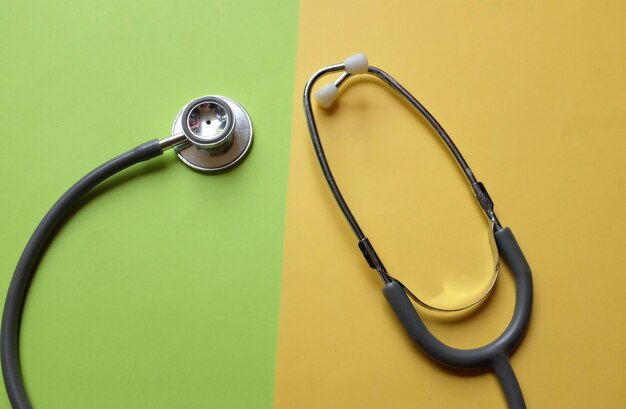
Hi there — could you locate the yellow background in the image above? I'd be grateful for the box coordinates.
[275,1,626,408]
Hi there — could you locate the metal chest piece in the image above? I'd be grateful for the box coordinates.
[172,96,253,172]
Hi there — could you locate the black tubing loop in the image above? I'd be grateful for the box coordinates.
[493,356,527,409]
[1,140,163,409]
[383,227,532,408]
[382,227,533,369]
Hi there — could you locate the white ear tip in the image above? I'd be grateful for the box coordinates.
[315,84,338,108]
[344,53,369,74]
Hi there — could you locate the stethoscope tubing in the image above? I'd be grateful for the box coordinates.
[383,227,532,408]
[1,140,163,409]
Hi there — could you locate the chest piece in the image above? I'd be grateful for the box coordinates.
[172,96,253,172]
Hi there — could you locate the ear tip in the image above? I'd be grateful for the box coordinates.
[315,84,338,108]
[344,53,369,74]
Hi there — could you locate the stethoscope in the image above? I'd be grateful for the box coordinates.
[1,96,253,409]
[304,54,533,409]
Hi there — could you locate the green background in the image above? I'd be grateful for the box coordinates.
[0,1,299,408]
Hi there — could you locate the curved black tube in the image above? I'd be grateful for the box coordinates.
[493,356,526,409]
[383,228,533,408]
[1,140,163,409]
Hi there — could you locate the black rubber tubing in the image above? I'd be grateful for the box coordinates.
[1,140,163,409]
[383,227,533,409]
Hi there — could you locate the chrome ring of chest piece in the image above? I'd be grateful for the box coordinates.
[164,95,253,172]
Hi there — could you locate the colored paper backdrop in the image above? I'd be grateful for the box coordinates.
[0,1,298,408]
[274,1,626,408]
[2,1,626,408]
